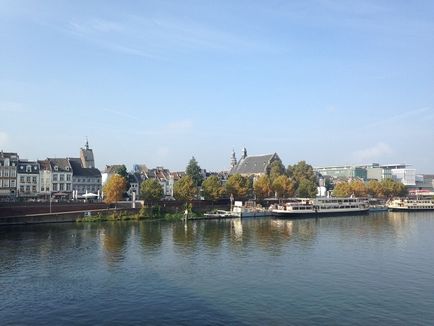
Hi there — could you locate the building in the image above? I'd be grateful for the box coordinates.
[38,159,52,197]
[80,139,95,168]
[229,148,282,179]
[314,163,413,183]
[0,151,18,200]
[17,160,40,198]
[101,165,124,186]
[48,158,73,197]
[69,158,102,197]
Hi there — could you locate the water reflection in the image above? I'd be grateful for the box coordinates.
[99,222,129,265]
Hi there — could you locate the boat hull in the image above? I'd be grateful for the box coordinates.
[388,207,434,212]
[272,208,369,218]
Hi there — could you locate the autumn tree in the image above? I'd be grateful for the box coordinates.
[140,179,164,203]
[225,174,252,199]
[332,182,352,197]
[297,179,318,198]
[349,180,368,197]
[272,175,294,198]
[202,175,225,201]
[367,180,384,197]
[186,156,204,187]
[254,175,272,199]
[103,174,127,205]
[174,176,198,202]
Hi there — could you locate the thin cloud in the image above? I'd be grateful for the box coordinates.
[352,142,393,162]
[165,119,193,133]
[361,107,432,130]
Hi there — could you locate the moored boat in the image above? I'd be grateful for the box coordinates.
[272,197,369,218]
[387,198,434,211]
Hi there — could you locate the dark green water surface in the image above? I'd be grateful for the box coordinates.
[1,212,434,325]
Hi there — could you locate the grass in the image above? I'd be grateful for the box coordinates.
[76,207,202,223]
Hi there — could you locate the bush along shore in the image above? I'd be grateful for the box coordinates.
[76,206,201,223]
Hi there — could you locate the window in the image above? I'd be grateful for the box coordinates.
[11,180,16,187]
[26,165,32,172]
[4,170,9,177]
[60,183,64,191]
[32,185,36,193]
[11,170,16,177]
[26,185,30,193]
[26,176,31,183]
[20,185,25,192]
[4,180,9,187]
[20,176,25,183]
[66,184,71,191]
[53,184,58,191]
[32,177,37,183]
[67,174,71,181]
[53,174,58,181]
[60,174,65,181]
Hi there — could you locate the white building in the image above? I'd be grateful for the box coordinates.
[391,168,416,186]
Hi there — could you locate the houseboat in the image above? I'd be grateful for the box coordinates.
[272,197,369,218]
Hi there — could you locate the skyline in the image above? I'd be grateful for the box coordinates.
[1,1,434,172]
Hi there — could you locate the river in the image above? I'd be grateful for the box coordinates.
[1,212,434,325]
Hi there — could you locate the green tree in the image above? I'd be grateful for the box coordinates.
[297,178,317,198]
[103,174,127,204]
[272,175,294,198]
[254,175,272,199]
[186,156,204,187]
[140,179,164,203]
[268,160,286,182]
[225,174,252,199]
[174,176,198,202]
[202,175,225,201]
[381,178,407,197]
[287,161,318,197]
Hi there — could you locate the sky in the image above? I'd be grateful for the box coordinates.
[1,0,434,173]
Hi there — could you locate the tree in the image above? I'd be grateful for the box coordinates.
[272,175,294,198]
[103,174,127,205]
[333,182,352,197]
[186,156,204,187]
[202,176,225,201]
[140,179,164,203]
[287,161,318,197]
[381,178,407,197]
[225,174,252,199]
[268,160,286,182]
[367,180,384,198]
[254,175,272,199]
[114,165,130,195]
[174,176,198,202]
[297,178,317,198]
[349,180,368,197]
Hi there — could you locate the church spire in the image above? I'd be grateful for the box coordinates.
[241,147,247,160]
[85,137,89,150]
[231,149,237,167]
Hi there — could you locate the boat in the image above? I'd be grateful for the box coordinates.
[203,210,237,218]
[272,197,369,218]
[387,198,434,211]
[369,199,388,212]
[232,200,273,218]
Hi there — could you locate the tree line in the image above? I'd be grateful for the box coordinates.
[102,157,408,205]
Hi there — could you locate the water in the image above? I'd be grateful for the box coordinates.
[1,212,434,325]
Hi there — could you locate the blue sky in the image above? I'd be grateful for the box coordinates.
[1,0,434,172]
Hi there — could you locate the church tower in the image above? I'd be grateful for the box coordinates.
[80,138,95,168]
[230,149,237,168]
[241,147,248,160]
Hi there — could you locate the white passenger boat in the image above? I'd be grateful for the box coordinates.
[272,197,369,218]
[387,198,434,211]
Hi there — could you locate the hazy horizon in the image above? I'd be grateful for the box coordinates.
[1,1,433,173]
